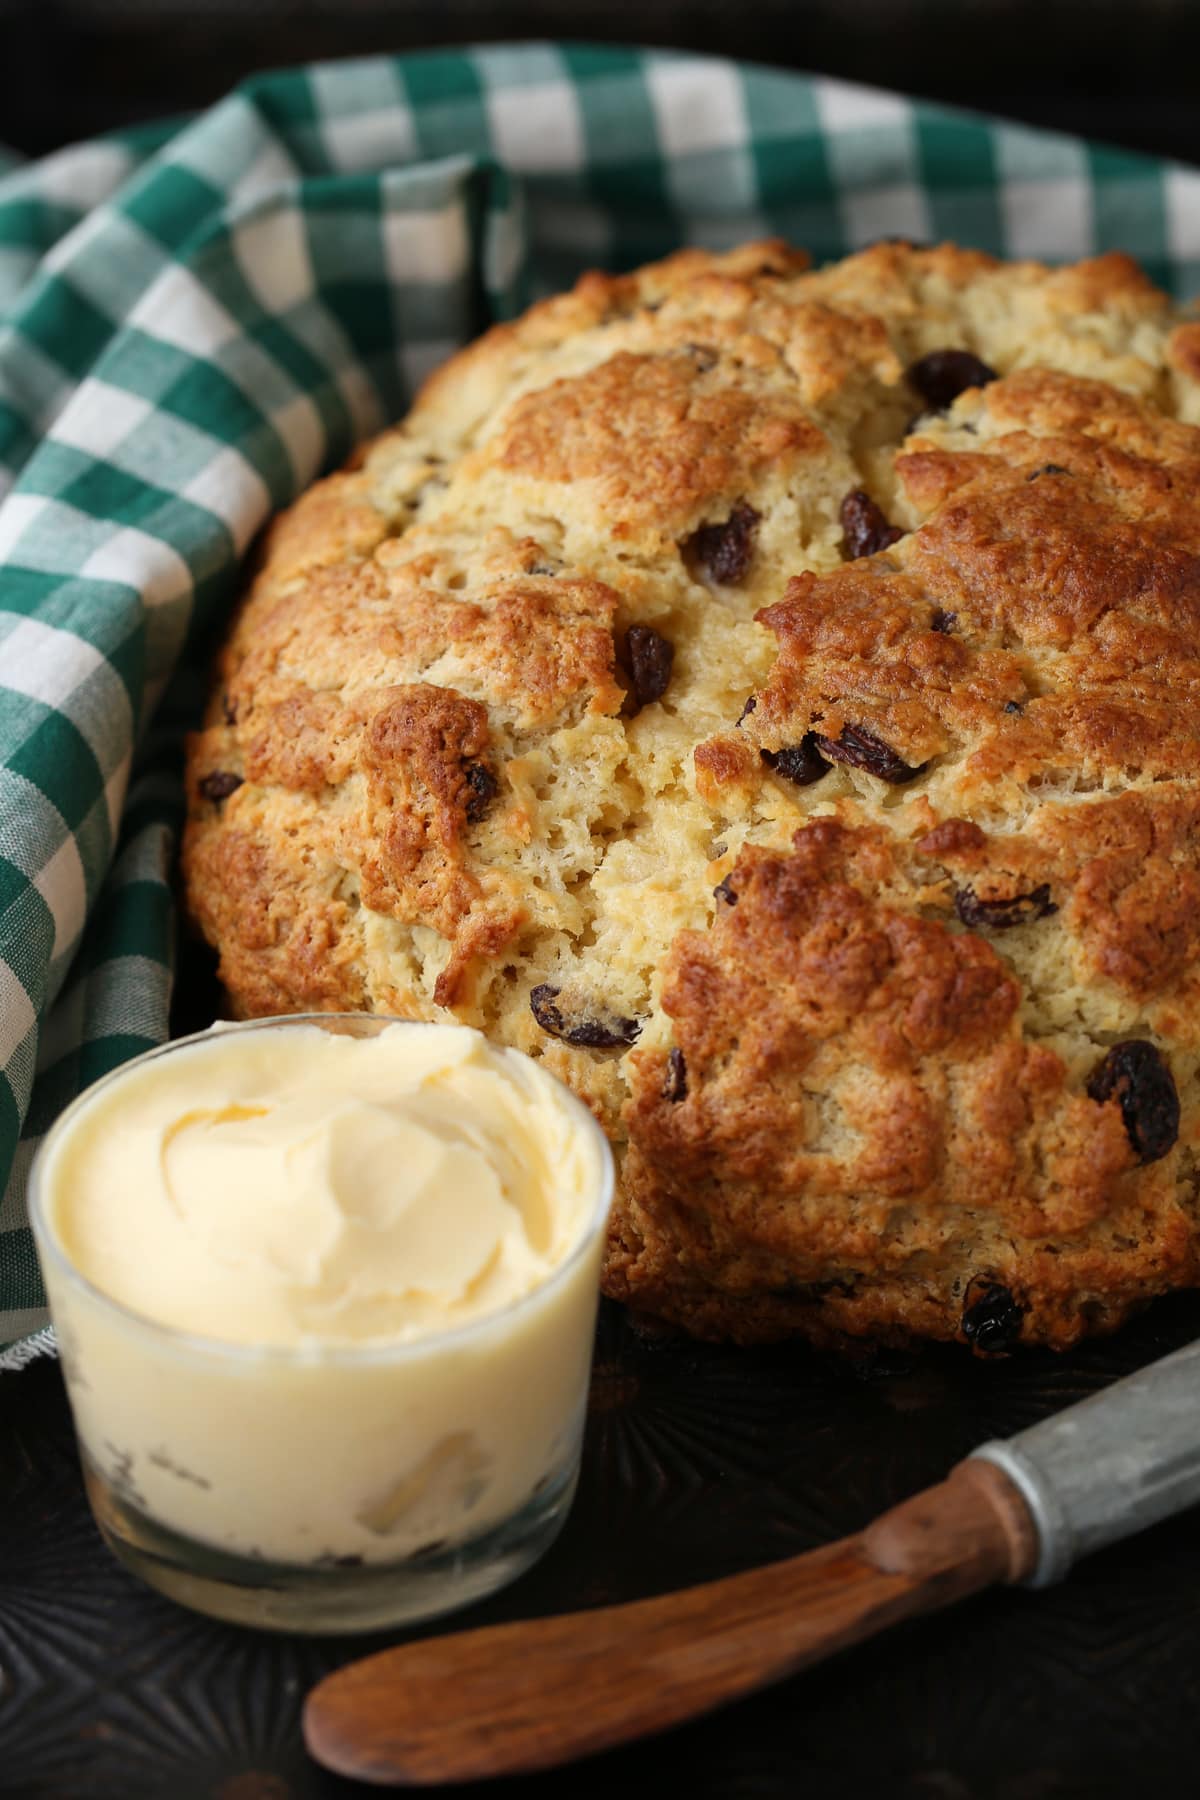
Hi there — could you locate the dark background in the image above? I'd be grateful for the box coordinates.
[1,0,1200,164]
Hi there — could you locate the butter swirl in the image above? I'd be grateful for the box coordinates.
[50,1022,602,1348]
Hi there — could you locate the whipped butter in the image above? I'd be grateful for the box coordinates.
[34,1019,612,1570]
[50,1022,595,1348]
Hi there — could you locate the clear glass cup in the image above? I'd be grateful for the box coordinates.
[29,1014,614,1634]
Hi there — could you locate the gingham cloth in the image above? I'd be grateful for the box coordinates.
[3,44,1200,1366]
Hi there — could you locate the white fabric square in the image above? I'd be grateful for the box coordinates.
[383,206,470,286]
[81,526,192,610]
[815,80,910,134]
[0,615,122,715]
[232,141,299,207]
[232,208,314,316]
[647,59,750,157]
[486,78,585,174]
[0,620,131,796]
[1166,167,1200,262]
[0,494,48,565]
[32,832,87,961]
[1001,176,1093,260]
[35,143,133,211]
[322,107,418,174]
[182,447,270,553]
[47,380,153,460]
[310,60,416,168]
[268,391,326,491]
[127,263,241,356]
[844,182,933,247]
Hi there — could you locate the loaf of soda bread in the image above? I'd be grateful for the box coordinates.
[183,239,1200,1351]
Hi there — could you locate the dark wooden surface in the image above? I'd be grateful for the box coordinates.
[7,1285,1200,1798]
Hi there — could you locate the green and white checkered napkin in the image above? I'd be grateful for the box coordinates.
[4,42,1200,1366]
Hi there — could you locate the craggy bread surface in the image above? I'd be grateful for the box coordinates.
[183,240,1200,1350]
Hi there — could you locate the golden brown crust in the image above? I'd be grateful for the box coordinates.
[184,239,1200,1352]
[251,468,390,586]
[493,349,827,544]
[183,815,367,1019]
[620,819,1187,1349]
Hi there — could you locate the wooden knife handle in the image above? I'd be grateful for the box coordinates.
[863,1456,1038,1587]
[303,1458,1037,1786]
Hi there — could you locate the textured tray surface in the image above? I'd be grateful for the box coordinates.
[5,1290,1200,1800]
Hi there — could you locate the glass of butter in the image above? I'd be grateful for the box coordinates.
[29,1015,614,1633]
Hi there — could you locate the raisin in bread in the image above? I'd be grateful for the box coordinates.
[183,239,1200,1351]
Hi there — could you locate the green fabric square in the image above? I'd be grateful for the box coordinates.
[0,579,143,702]
[19,281,112,378]
[254,67,323,134]
[913,118,1003,250]
[403,50,485,111]
[662,145,759,220]
[561,44,644,82]
[474,44,571,92]
[0,850,36,918]
[124,162,225,253]
[76,1032,160,1091]
[0,567,70,619]
[159,357,275,454]
[80,877,171,971]
[0,878,55,999]
[23,1049,82,1138]
[0,197,77,259]
[0,1226,44,1313]
[316,277,392,366]
[1087,148,1169,269]
[56,456,171,527]
[0,395,28,469]
[7,705,102,836]
[310,60,408,129]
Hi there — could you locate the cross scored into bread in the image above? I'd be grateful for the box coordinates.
[183,240,1200,1351]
